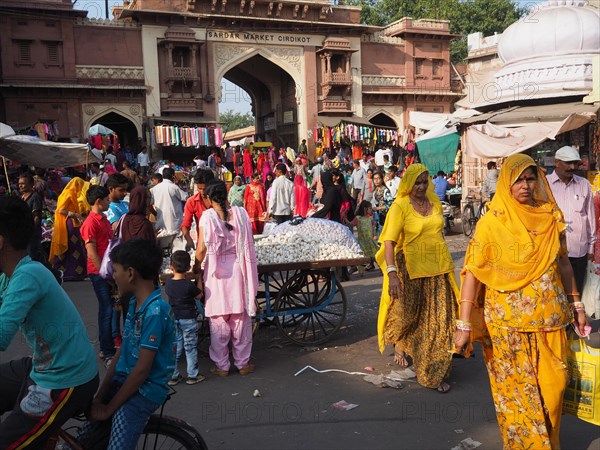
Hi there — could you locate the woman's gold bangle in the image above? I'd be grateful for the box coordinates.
[460,299,476,305]
[567,293,581,297]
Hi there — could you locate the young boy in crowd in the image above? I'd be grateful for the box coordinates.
[78,238,176,450]
[80,185,116,366]
[165,250,204,385]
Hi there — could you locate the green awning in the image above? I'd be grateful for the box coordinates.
[415,133,459,174]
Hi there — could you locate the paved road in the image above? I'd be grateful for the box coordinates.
[2,232,598,449]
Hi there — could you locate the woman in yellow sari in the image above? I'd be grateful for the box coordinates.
[49,177,91,281]
[376,164,459,393]
[455,154,589,449]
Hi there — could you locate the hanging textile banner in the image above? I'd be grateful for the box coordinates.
[415,133,460,174]
[153,124,223,148]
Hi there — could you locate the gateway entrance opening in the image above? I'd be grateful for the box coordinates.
[222,54,298,148]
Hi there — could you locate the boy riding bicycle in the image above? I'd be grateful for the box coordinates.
[77,238,176,450]
[0,197,99,449]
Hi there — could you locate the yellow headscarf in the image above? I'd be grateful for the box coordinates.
[463,154,565,291]
[49,177,91,261]
[394,163,440,205]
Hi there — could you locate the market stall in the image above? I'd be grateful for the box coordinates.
[313,116,399,159]
[150,119,224,165]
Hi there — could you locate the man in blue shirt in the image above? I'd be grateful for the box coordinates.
[77,238,176,450]
[432,170,450,202]
[106,173,130,229]
[0,197,99,448]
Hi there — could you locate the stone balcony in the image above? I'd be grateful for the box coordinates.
[319,99,351,113]
[322,72,352,85]
[162,96,203,112]
[168,67,198,81]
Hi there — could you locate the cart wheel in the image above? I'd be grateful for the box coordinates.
[256,270,300,327]
[274,270,347,346]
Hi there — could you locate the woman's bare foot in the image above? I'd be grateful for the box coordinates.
[436,381,451,393]
[394,350,409,367]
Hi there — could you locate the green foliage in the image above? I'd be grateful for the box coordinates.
[352,0,528,62]
[219,109,255,134]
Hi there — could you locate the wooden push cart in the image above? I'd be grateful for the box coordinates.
[254,257,370,346]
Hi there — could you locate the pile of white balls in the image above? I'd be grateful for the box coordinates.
[255,219,364,265]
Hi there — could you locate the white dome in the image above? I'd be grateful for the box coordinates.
[498,0,600,64]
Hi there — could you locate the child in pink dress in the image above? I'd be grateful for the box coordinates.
[196,180,258,376]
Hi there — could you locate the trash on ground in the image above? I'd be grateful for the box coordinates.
[450,437,482,450]
[294,365,368,377]
[363,374,403,389]
[454,429,464,434]
[253,389,261,398]
[387,368,417,381]
[364,366,375,372]
[231,393,239,396]
[301,346,320,352]
[332,400,359,411]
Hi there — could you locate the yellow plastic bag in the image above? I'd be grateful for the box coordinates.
[563,334,600,426]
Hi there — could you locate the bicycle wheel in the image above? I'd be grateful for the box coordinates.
[478,201,488,219]
[138,415,207,450]
[462,205,474,237]
[87,415,206,450]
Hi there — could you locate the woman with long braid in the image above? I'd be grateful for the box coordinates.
[195,180,259,377]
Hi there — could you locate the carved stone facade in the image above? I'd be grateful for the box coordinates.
[0,0,462,159]
[76,65,145,80]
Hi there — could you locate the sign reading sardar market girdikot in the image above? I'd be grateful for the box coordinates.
[206,30,323,45]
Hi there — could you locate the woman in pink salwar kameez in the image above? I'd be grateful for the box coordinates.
[196,180,259,376]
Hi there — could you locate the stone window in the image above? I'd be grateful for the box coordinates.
[432,60,443,77]
[415,59,424,76]
[14,40,33,66]
[172,47,191,67]
[45,41,62,67]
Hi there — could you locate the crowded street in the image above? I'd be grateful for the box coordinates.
[1,0,600,449]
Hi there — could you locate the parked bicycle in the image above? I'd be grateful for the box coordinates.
[47,389,207,450]
[461,192,488,237]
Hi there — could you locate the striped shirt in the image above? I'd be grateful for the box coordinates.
[547,171,596,258]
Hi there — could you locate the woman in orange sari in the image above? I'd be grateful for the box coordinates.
[244,173,266,235]
[456,154,589,449]
[49,177,91,281]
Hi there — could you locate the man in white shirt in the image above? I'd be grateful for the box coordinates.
[151,167,187,234]
[385,165,401,198]
[374,146,393,171]
[547,146,596,293]
[350,160,365,201]
[224,145,235,173]
[137,147,150,176]
[309,157,324,202]
[359,153,370,172]
[268,163,295,224]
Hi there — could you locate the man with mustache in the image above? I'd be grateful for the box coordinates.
[547,146,596,293]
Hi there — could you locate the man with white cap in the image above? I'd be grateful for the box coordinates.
[547,146,596,293]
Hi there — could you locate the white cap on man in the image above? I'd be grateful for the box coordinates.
[554,146,581,162]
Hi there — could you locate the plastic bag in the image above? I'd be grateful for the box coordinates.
[563,334,600,426]
[99,217,123,280]
[581,260,600,319]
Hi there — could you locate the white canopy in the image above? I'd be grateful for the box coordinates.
[0,135,90,168]
[464,113,593,158]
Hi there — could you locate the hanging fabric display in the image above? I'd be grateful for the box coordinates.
[152,124,223,149]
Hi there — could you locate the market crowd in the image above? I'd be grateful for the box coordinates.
[0,139,598,450]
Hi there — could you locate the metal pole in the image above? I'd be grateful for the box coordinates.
[105,0,109,19]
